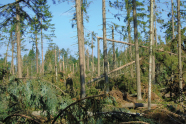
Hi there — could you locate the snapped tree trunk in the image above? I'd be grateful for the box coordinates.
[133,0,142,100]
[76,0,86,98]
[16,0,22,78]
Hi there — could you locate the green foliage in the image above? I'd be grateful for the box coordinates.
[0,75,73,123]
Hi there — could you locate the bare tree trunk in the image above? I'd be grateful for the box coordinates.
[127,0,133,78]
[148,0,154,110]
[36,34,39,74]
[81,0,86,73]
[133,0,142,100]
[41,18,44,74]
[11,32,14,75]
[97,38,100,76]
[76,0,86,98]
[102,0,109,93]
[16,0,22,78]
[5,38,10,70]
[86,48,89,71]
[152,0,155,84]
[63,55,65,72]
[59,49,61,72]
[172,0,175,39]
[92,32,94,72]
[55,50,57,81]
[177,0,182,103]
[112,26,116,70]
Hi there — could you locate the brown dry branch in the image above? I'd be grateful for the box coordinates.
[52,94,105,124]
[87,59,142,84]
[119,121,149,124]
[97,37,186,58]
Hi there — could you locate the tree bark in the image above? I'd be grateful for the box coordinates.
[97,38,100,76]
[76,0,86,98]
[5,38,10,70]
[41,18,44,74]
[126,0,134,79]
[11,32,14,75]
[86,48,89,71]
[59,49,61,72]
[148,0,154,110]
[172,0,175,39]
[92,32,94,72]
[16,0,22,78]
[133,0,142,100]
[102,0,109,93]
[55,50,57,80]
[177,0,182,103]
[36,34,39,74]
[112,26,116,70]
[81,0,86,73]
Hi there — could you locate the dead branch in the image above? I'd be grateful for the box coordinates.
[87,59,141,84]
[41,79,67,95]
[119,121,149,124]
[52,94,105,124]
[97,37,186,58]
[2,113,40,123]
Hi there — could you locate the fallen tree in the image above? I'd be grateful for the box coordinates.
[87,58,142,84]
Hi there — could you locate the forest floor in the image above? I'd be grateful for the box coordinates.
[107,89,186,124]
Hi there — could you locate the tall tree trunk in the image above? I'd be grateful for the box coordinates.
[152,0,155,84]
[112,26,116,70]
[86,48,89,71]
[36,34,39,74]
[59,49,61,72]
[97,38,100,76]
[177,0,182,103]
[5,39,10,72]
[148,0,154,110]
[81,0,86,73]
[41,18,44,74]
[92,32,94,72]
[16,0,22,78]
[55,50,57,80]
[127,0,134,79]
[133,0,142,100]
[102,0,109,93]
[63,55,65,72]
[11,32,14,75]
[172,0,175,39]
[76,0,86,98]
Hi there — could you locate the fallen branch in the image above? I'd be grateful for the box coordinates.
[119,121,149,124]
[41,79,67,95]
[52,94,105,124]
[97,37,186,58]
[121,103,158,108]
[87,59,141,84]
[2,113,40,124]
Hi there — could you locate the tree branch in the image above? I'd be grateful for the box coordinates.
[3,113,40,123]
[52,94,105,124]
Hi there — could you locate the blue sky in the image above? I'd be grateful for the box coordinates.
[1,0,175,61]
